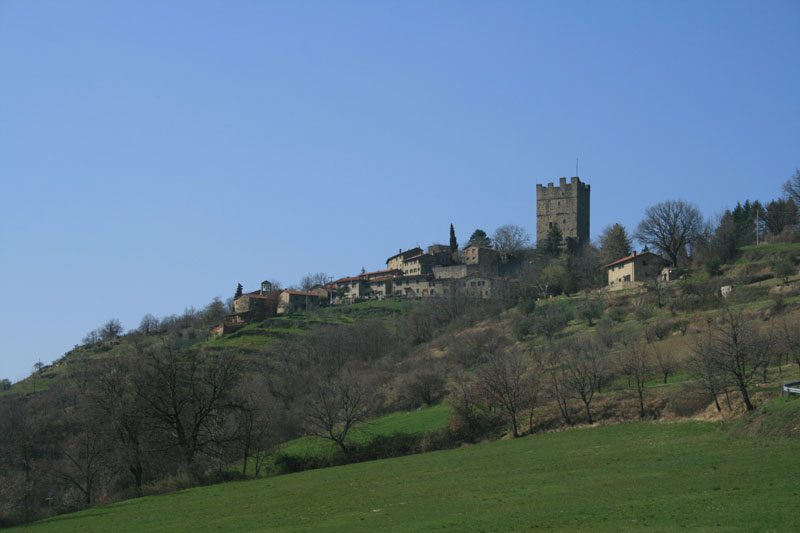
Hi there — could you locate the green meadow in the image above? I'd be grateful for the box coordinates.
[19,412,800,532]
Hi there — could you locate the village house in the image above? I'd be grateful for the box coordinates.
[392,274,441,297]
[364,276,393,299]
[277,290,320,315]
[401,253,435,276]
[606,251,666,290]
[386,247,423,271]
[455,274,510,299]
[334,276,366,303]
[233,281,280,317]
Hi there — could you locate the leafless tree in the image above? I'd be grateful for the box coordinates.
[138,314,159,335]
[303,367,374,455]
[477,349,537,437]
[132,339,244,468]
[706,307,768,411]
[617,337,651,418]
[783,168,800,206]
[634,199,703,266]
[300,272,330,291]
[99,319,124,342]
[533,345,573,426]
[493,224,531,258]
[232,375,281,478]
[652,345,678,385]
[84,355,149,494]
[561,338,606,424]
[47,378,113,507]
[776,315,800,372]
[688,328,728,412]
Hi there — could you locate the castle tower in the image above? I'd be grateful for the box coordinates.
[536,177,590,247]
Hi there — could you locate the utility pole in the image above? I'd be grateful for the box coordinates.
[755,205,760,246]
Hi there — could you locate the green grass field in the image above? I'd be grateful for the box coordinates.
[19,414,800,532]
[280,403,451,457]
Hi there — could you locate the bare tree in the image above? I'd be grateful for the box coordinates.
[634,199,703,266]
[715,308,768,411]
[493,224,531,258]
[561,338,605,424]
[447,375,485,437]
[652,345,678,385]
[99,319,124,342]
[47,378,113,507]
[233,375,281,478]
[534,345,573,426]
[776,315,800,372]
[84,355,149,494]
[132,340,244,468]
[138,313,159,335]
[782,168,800,206]
[303,367,374,455]
[477,349,536,437]
[697,308,768,411]
[300,272,330,291]
[689,327,727,412]
[617,337,651,418]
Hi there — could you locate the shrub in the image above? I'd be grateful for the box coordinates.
[512,316,535,341]
[606,306,627,322]
[772,256,797,284]
[667,388,715,417]
[704,257,722,277]
[634,304,654,322]
[517,297,537,316]
[595,316,615,348]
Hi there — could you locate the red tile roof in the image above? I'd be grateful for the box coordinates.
[364,268,394,276]
[336,276,363,283]
[605,251,661,268]
[282,290,319,297]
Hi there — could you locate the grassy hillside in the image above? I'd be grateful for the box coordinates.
[19,418,800,531]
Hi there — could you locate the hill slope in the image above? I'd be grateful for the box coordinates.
[19,420,800,531]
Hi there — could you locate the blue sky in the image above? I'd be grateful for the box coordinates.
[1,1,798,381]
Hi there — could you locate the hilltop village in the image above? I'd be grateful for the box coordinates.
[221,176,673,333]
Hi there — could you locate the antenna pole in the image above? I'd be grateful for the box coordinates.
[576,157,579,177]
[755,206,760,246]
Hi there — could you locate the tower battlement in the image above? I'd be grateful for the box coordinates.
[536,176,590,247]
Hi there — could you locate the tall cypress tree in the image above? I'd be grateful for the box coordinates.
[449,223,458,253]
[234,283,243,299]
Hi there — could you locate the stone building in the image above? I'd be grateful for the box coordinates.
[606,251,666,290]
[277,290,320,315]
[233,281,280,317]
[392,274,441,297]
[536,177,591,247]
[386,247,423,271]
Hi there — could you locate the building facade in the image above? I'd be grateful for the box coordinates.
[536,177,591,247]
[606,251,665,290]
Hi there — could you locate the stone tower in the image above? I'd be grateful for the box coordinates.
[536,177,590,246]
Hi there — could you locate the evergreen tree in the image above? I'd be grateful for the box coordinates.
[599,223,632,264]
[234,283,243,299]
[466,229,492,248]
[449,223,458,253]
[541,224,563,257]
[764,198,798,236]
